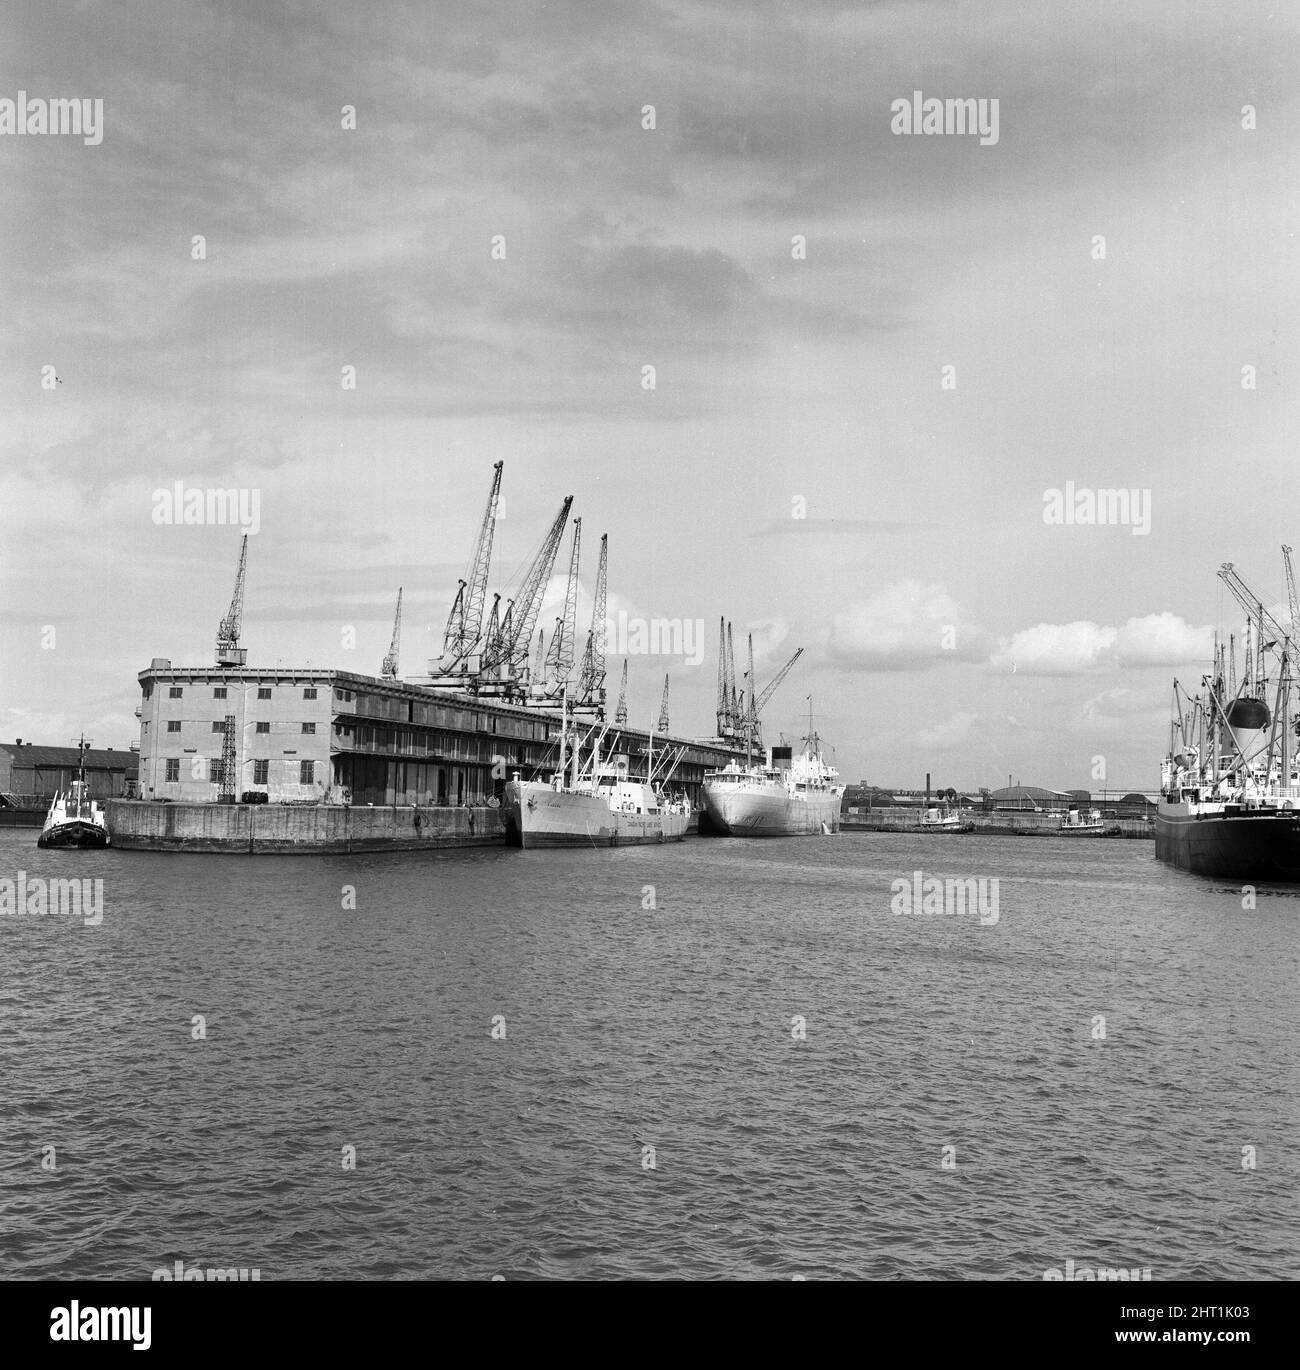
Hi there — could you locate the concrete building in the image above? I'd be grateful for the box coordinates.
[0,742,138,803]
[135,659,744,807]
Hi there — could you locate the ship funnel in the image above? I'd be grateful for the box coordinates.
[1224,696,1270,764]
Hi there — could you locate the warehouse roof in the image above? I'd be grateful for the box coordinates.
[0,744,137,771]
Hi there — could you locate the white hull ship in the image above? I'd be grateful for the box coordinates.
[37,738,110,849]
[702,721,844,837]
[1156,557,1300,880]
[502,694,689,848]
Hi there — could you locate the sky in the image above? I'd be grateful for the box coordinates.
[2,0,1298,792]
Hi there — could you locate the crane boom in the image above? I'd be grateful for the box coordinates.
[656,674,670,734]
[543,518,582,690]
[491,496,574,684]
[754,646,805,717]
[1218,563,1288,658]
[215,534,249,667]
[438,461,503,670]
[1284,546,1299,640]
[726,622,739,733]
[577,533,608,712]
[381,587,403,679]
[715,618,728,736]
[614,659,628,725]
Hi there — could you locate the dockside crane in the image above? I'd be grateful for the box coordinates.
[215,534,249,668]
[480,494,575,698]
[715,618,730,736]
[381,588,403,680]
[433,461,503,677]
[576,533,608,715]
[614,659,628,725]
[542,518,582,694]
[727,622,740,734]
[657,674,670,734]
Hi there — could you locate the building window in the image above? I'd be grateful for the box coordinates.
[255,722,270,734]
[165,758,180,782]
[169,687,183,698]
[208,760,222,783]
[257,687,272,700]
[300,761,314,785]
[213,687,227,700]
[167,721,181,733]
[212,721,226,732]
[303,688,317,700]
[253,760,268,785]
[302,722,316,734]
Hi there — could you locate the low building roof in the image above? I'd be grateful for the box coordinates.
[0,744,137,771]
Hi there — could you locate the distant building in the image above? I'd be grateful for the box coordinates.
[0,742,138,804]
[988,784,1072,812]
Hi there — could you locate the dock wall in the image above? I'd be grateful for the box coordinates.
[105,800,505,853]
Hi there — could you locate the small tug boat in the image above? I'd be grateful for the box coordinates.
[918,806,969,832]
[1059,807,1105,835]
[37,737,110,849]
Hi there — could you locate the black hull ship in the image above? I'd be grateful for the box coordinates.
[1156,557,1300,881]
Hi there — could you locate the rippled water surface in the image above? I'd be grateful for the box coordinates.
[0,829,1295,1280]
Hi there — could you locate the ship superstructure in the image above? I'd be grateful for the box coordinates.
[501,689,690,848]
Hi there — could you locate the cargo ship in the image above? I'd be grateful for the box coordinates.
[701,721,844,837]
[1155,557,1300,879]
[501,693,690,848]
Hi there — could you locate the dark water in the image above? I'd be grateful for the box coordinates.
[0,829,1295,1280]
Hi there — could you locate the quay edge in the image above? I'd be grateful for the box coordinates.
[106,799,506,854]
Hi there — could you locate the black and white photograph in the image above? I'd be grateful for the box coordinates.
[1,0,1295,1337]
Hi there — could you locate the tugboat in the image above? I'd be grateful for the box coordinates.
[1156,556,1300,879]
[37,737,110,849]
[919,806,970,832]
[1058,806,1105,835]
[501,689,690,848]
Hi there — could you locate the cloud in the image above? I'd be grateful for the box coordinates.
[828,580,985,670]
[992,613,1213,675]
[1079,687,1164,724]
[915,711,979,749]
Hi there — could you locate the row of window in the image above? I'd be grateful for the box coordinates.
[164,721,317,733]
[162,759,316,785]
[166,686,319,700]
